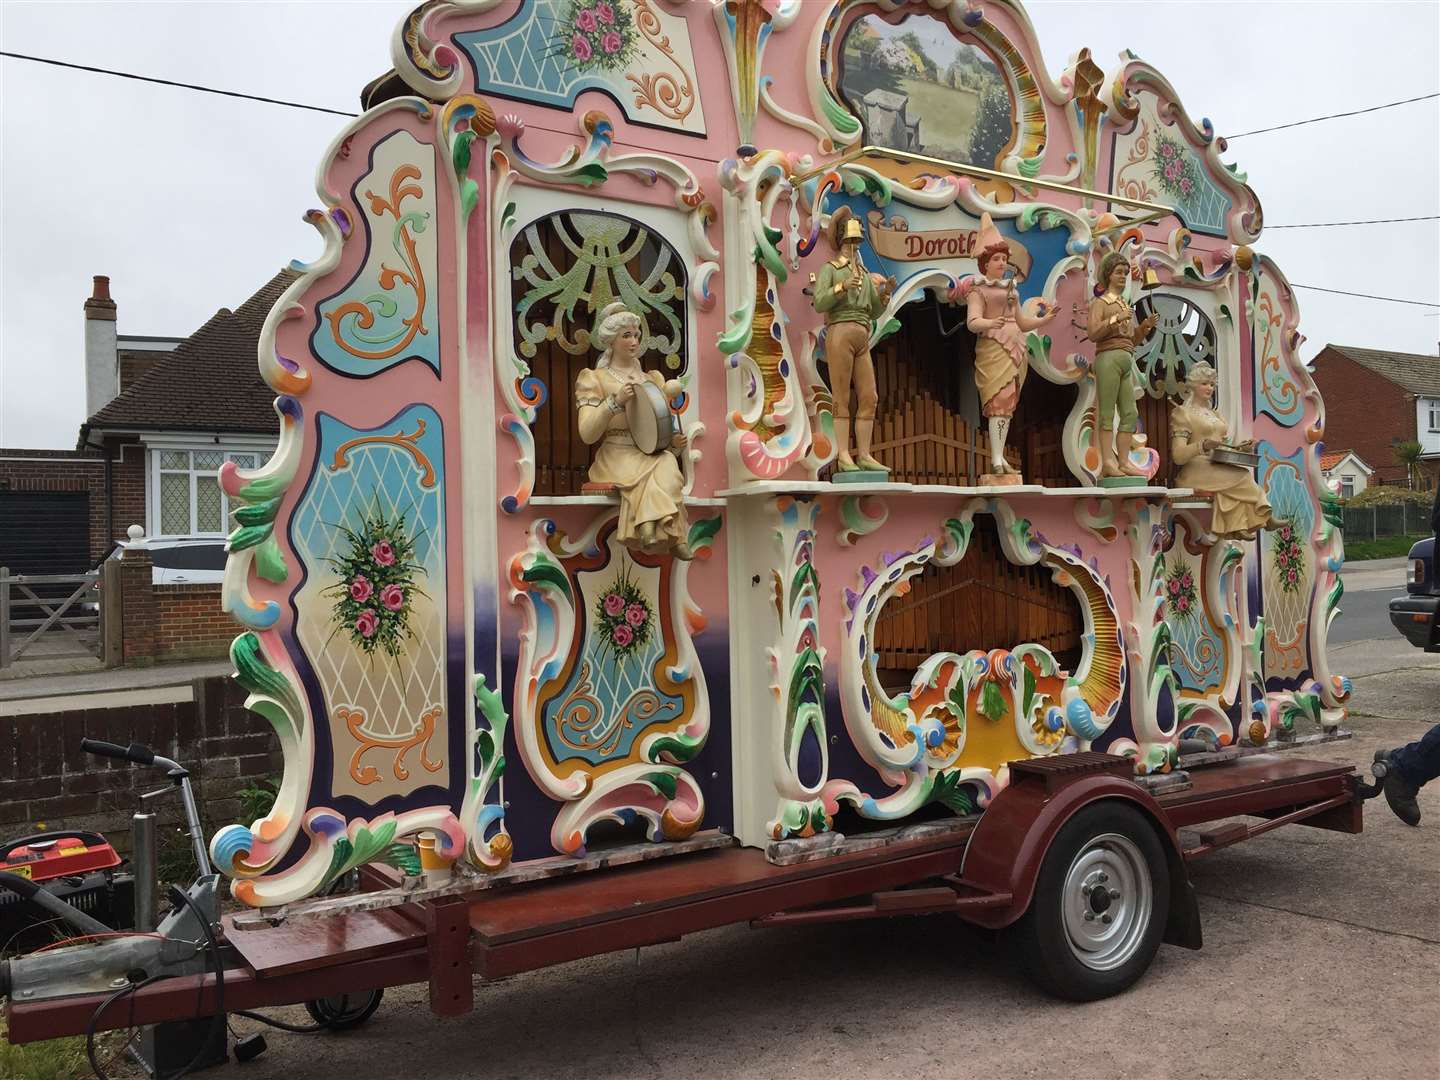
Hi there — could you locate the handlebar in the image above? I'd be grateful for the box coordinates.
[80,737,156,766]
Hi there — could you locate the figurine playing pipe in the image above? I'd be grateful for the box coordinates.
[963,213,1056,480]
[575,302,693,559]
[1171,361,1275,539]
[1087,253,1159,479]
[812,208,894,474]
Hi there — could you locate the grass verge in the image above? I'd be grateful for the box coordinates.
[1344,533,1427,561]
[1,1009,141,1079]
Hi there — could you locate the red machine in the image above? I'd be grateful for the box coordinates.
[0,832,122,883]
[0,831,132,954]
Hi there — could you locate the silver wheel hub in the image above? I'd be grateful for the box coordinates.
[1061,832,1153,972]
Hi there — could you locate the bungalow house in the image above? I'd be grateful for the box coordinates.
[0,271,294,663]
[1309,344,1440,488]
[1319,449,1372,500]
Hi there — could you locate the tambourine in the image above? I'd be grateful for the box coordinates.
[1210,445,1260,470]
[625,380,675,454]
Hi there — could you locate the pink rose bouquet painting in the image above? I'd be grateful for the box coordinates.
[556,0,637,73]
[1272,520,1306,595]
[594,564,653,663]
[324,511,426,658]
[1151,131,1201,203]
[1164,561,1198,619]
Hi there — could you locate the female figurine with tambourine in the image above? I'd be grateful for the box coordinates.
[1170,361,1275,540]
[575,302,693,560]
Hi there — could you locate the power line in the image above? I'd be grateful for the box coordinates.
[0,51,359,118]
[1225,92,1438,139]
[1290,284,1440,308]
[1267,215,1440,229]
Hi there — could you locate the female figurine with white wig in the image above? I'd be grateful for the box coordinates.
[1171,362,1275,539]
[575,302,693,560]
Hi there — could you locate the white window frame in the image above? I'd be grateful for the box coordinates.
[1427,398,1440,433]
[1339,476,1354,499]
[143,436,276,539]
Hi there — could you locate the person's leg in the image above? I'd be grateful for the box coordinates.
[852,347,885,471]
[826,325,858,469]
[1114,364,1147,476]
[1094,350,1121,476]
[1382,723,1440,826]
[1394,723,1440,787]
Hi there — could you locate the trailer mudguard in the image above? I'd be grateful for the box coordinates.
[957,771,1202,949]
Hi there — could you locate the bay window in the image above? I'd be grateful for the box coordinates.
[149,445,273,537]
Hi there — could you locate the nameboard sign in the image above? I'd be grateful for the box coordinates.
[865,211,1032,277]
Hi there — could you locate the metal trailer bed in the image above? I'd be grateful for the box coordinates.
[4,748,1361,1045]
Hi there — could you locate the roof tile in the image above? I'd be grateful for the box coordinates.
[1323,345,1440,397]
[83,269,300,438]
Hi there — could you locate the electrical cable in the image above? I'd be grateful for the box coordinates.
[231,1009,326,1034]
[1224,91,1439,139]
[2,48,1434,147]
[83,887,226,1080]
[1288,284,1440,308]
[85,973,164,1080]
[0,51,359,117]
[1267,216,1440,229]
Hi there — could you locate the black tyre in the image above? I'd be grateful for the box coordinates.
[1012,801,1170,1001]
[303,988,384,1030]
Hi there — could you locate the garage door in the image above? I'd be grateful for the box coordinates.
[0,492,91,574]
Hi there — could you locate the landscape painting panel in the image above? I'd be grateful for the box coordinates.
[839,13,1016,167]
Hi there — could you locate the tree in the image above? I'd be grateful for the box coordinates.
[897,31,938,80]
[1393,439,1424,489]
[967,84,1014,167]
[841,34,903,102]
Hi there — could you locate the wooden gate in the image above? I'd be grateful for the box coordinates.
[0,569,102,668]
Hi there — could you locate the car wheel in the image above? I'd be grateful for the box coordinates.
[1012,801,1170,1001]
[303,989,384,1030]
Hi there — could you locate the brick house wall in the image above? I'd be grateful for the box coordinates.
[0,448,110,564]
[0,676,282,861]
[114,549,233,665]
[1311,346,1416,485]
[153,584,236,661]
[107,437,147,543]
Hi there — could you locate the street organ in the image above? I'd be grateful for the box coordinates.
[206,0,1348,908]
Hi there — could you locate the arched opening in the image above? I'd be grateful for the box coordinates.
[1131,292,1216,487]
[871,515,1085,693]
[509,209,689,496]
[829,291,1072,485]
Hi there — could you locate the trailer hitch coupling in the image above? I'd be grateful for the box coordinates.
[1351,751,1391,802]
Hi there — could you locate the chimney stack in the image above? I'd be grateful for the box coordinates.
[84,275,120,417]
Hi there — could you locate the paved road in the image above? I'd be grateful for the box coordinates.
[1334,557,1409,645]
[225,652,1440,1080]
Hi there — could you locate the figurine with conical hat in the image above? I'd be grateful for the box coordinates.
[961,213,1056,483]
[811,206,894,478]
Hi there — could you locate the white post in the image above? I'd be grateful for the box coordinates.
[0,566,10,669]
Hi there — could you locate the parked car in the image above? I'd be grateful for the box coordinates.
[1389,536,1437,650]
[100,536,229,586]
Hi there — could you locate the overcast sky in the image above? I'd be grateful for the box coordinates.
[2,0,1437,449]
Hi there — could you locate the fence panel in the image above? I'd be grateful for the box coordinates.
[0,568,102,668]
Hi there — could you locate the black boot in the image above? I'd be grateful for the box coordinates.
[1383,751,1422,827]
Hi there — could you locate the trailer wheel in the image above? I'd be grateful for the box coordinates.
[303,989,384,1030]
[1013,802,1170,1001]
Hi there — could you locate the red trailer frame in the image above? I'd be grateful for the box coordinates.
[5,748,1361,1044]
